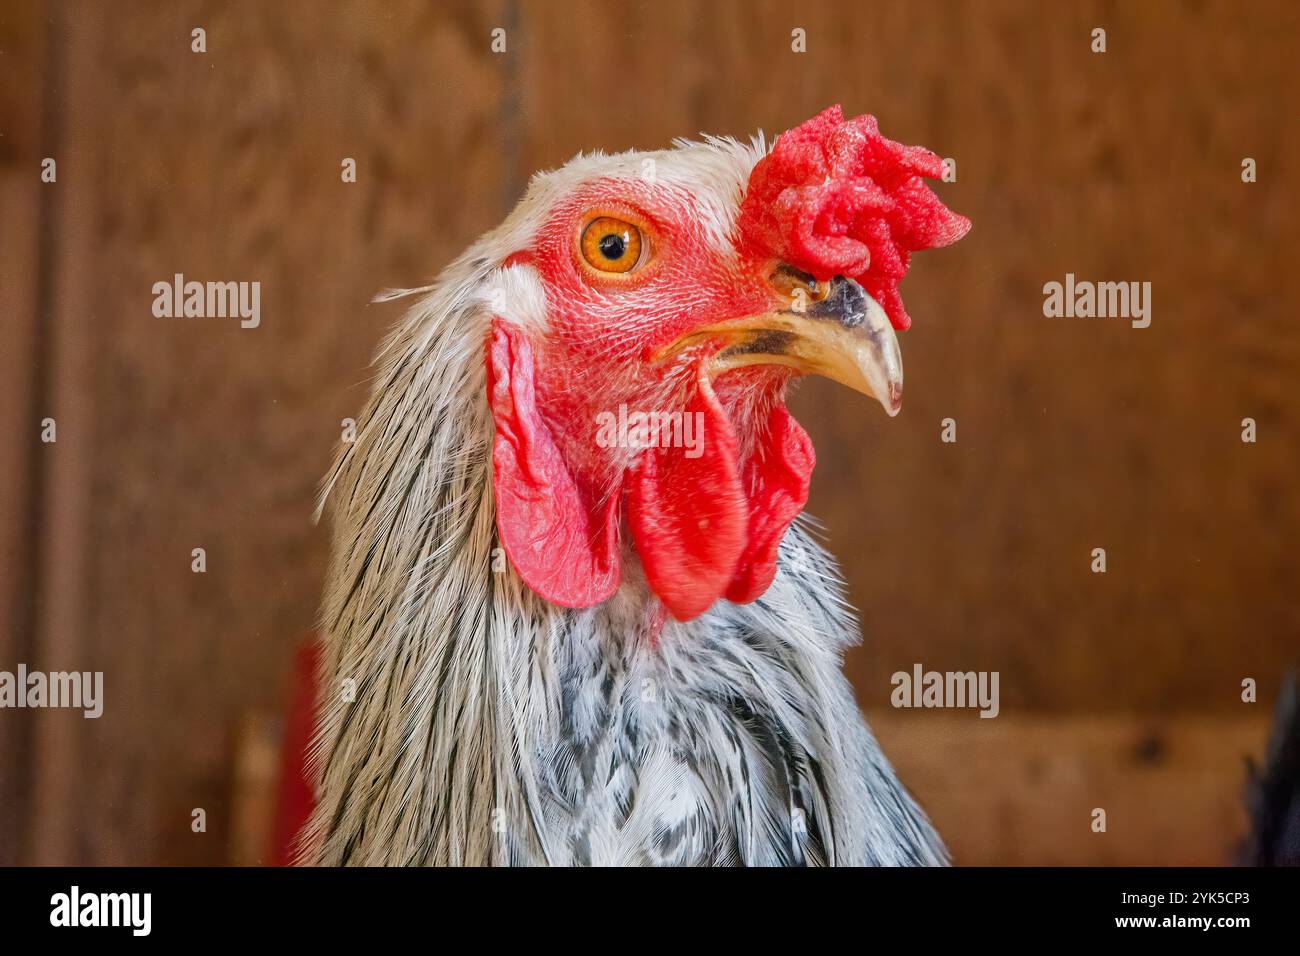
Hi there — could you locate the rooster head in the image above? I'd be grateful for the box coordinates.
[483,106,969,621]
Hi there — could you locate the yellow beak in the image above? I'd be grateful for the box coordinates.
[655,267,904,416]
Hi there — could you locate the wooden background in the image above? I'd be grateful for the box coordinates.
[1,0,1296,865]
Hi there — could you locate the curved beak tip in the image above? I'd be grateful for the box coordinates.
[884,382,903,416]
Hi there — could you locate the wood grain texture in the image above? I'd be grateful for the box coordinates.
[872,712,1271,866]
[7,0,1297,864]
[0,0,48,866]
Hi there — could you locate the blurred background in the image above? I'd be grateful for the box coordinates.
[1,0,1297,865]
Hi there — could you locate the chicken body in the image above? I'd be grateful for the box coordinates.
[302,115,960,866]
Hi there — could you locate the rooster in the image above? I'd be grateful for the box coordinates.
[301,106,970,866]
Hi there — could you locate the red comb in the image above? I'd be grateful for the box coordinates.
[738,106,971,330]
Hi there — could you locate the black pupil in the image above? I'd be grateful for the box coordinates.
[598,232,626,261]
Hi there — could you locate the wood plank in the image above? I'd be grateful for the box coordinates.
[0,0,48,867]
[25,0,110,867]
[516,0,702,174]
[871,712,1272,865]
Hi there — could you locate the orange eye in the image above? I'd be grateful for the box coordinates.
[580,216,645,274]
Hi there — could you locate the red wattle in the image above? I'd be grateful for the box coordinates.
[726,405,814,604]
[627,369,747,621]
[488,319,621,608]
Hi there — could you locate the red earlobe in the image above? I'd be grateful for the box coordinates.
[627,371,747,621]
[725,405,815,604]
[487,319,621,607]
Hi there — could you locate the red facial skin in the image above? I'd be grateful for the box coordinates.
[520,180,778,473]
[488,176,814,621]
[490,108,970,621]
